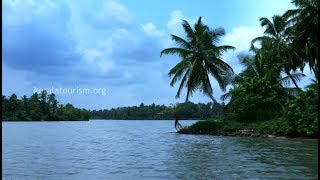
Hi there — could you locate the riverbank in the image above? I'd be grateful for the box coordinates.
[178,118,318,139]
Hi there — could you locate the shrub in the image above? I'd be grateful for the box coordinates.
[250,118,294,136]
[216,120,245,132]
[227,77,288,122]
[186,120,218,133]
[284,81,318,137]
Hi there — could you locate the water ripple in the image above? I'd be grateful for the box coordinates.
[2,120,318,179]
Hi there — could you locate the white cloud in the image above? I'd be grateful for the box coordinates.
[3,0,59,26]
[220,26,264,74]
[83,49,103,63]
[66,1,136,73]
[166,10,202,36]
[111,28,132,40]
[97,60,114,73]
[222,26,264,52]
[167,10,185,34]
[141,23,163,37]
[94,0,133,26]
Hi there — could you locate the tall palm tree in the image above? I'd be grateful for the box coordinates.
[252,15,304,90]
[283,0,318,80]
[160,17,235,103]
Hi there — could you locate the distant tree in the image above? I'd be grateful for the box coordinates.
[48,93,58,120]
[2,96,8,119]
[21,95,31,120]
[89,102,223,121]
[40,90,49,120]
[29,93,42,120]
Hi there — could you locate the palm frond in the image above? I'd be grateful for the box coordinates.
[181,20,195,41]
[171,35,193,50]
[259,17,277,37]
[160,48,192,58]
[210,27,226,43]
[207,45,235,55]
[175,69,190,99]
[221,91,232,101]
[278,72,306,87]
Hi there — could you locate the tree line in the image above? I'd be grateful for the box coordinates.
[89,101,224,120]
[2,92,225,121]
[2,91,89,121]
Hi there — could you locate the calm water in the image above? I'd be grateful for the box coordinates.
[2,120,318,179]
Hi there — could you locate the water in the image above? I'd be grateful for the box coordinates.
[2,120,318,179]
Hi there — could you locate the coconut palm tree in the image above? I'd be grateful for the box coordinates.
[252,15,304,90]
[283,0,318,80]
[232,45,281,86]
[160,17,235,103]
[222,43,305,103]
[235,42,305,87]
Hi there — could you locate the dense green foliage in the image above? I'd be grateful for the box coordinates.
[249,118,294,136]
[226,77,289,122]
[284,81,318,137]
[89,101,224,120]
[183,120,218,133]
[2,91,89,121]
[182,118,295,137]
[283,0,318,78]
[183,81,318,137]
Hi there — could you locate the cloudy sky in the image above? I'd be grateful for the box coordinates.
[2,0,313,110]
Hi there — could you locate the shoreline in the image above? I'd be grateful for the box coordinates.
[178,128,318,139]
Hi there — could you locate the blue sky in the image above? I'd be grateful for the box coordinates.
[2,0,313,110]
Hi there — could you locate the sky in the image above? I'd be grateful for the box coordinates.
[2,0,314,110]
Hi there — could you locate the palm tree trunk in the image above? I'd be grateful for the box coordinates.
[174,112,182,130]
[185,89,190,102]
[208,94,218,104]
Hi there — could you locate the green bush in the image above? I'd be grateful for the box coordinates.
[182,118,294,136]
[227,77,288,122]
[284,81,318,137]
[250,118,294,136]
[216,120,245,132]
[187,120,218,133]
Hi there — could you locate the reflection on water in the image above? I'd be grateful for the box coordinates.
[2,120,318,179]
